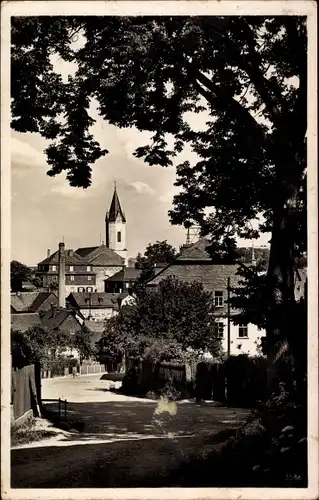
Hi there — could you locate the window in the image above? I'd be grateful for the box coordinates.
[70,275,74,281]
[215,322,224,338]
[78,287,84,292]
[88,276,92,281]
[51,265,56,271]
[214,291,224,307]
[117,231,121,243]
[87,266,91,271]
[87,287,93,293]
[69,265,74,272]
[238,325,248,338]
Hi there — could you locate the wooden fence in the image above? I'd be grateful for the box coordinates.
[11,363,41,423]
[124,356,269,406]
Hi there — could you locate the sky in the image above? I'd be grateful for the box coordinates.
[10,33,271,267]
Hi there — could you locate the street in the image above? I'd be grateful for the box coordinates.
[11,374,249,488]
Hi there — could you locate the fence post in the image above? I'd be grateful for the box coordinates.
[58,398,61,421]
[64,400,67,421]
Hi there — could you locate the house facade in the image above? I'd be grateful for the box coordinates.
[67,292,121,321]
[104,267,140,293]
[147,237,265,357]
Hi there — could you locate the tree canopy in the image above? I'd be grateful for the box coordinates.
[10,260,42,292]
[11,324,95,366]
[135,240,177,283]
[98,276,221,362]
[11,16,307,369]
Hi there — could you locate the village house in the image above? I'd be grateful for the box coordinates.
[104,267,141,293]
[146,237,265,357]
[66,292,122,321]
[35,185,127,294]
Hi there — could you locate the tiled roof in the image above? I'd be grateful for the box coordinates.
[147,262,241,292]
[177,237,212,261]
[11,291,58,313]
[28,292,58,312]
[106,188,126,223]
[75,247,99,258]
[105,268,140,282]
[85,320,106,346]
[11,292,42,312]
[40,309,81,330]
[11,308,82,332]
[11,313,42,331]
[67,292,122,309]
[82,245,124,266]
[38,250,84,266]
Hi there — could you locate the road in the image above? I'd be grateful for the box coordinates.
[11,374,249,488]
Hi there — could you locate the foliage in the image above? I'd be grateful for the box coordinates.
[11,260,43,291]
[100,276,221,362]
[12,326,73,366]
[73,324,95,362]
[135,240,177,284]
[11,17,307,365]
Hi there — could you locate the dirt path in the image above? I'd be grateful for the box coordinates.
[11,374,249,487]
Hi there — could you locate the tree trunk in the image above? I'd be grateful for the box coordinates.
[266,182,305,391]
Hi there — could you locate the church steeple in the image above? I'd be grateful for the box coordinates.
[105,183,127,265]
[106,183,126,223]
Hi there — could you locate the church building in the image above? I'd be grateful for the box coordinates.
[36,185,129,294]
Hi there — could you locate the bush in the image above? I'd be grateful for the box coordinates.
[159,380,182,401]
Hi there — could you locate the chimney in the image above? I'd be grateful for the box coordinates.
[58,242,66,308]
[47,249,50,258]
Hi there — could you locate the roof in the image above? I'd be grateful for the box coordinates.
[11,291,58,313]
[40,309,76,330]
[147,262,241,292]
[85,320,106,346]
[38,249,84,266]
[67,292,122,309]
[75,245,124,266]
[11,308,82,333]
[11,313,42,331]
[75,247,99,258]
[177,237,212,261]
[106,187,126,223]
[105,268,140,282]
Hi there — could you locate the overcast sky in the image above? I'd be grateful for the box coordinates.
[11,32,270,267]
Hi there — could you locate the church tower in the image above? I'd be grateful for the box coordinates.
[105,184,127,265]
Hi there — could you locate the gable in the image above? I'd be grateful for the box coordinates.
[177,237,212,261]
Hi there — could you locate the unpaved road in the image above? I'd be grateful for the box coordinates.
[11,374,249,488]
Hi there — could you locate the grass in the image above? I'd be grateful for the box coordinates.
[11,417,57,446]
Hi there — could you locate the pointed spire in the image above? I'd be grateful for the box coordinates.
[107,184,126,223]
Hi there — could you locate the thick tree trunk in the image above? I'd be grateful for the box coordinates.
[266,181,305,392]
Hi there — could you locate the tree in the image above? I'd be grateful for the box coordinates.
[11,260,31,292]
[11,17,307,372]
[11,325,71,365]
[100,276,221,362]
[73,324,95,362]
[135,240,177,283]
[11,260,43,291]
